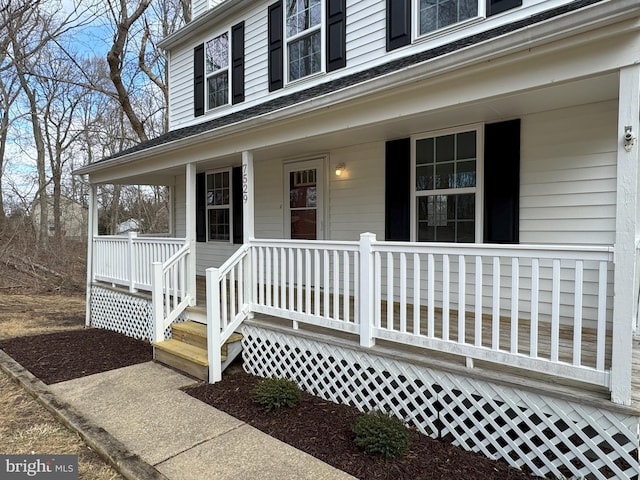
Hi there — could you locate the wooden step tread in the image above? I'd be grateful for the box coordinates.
[226,332,243,344]
[154,339,208,366]
[172,321,206,338]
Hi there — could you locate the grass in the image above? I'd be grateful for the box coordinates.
[0,293,123,480]
[0,294,86,340]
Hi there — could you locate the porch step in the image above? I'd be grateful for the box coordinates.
[153,321,243,381]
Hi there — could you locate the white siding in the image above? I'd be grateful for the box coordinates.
[192,0,208,20]
[254,158,284,239]
[169,0,578,130]
[520,101,618,246]
[328,143,385,241]
[175,174,186,237]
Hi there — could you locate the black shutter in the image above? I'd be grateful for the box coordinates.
[232,166,244,244]
[484,119,520,244]
[386,0,411,51]
[231,22,245,104]
[385,138,411,241]
[268,1,283,91]
[196,172,206,242]
[487,0,522,16]
[326,0,346,72]
[193,44,205,117]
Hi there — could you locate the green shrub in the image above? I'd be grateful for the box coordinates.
[353,410,410,457]
[253,377,302,411]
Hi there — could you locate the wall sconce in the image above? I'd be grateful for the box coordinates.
[335,163,346,176]
[624,126,636,152]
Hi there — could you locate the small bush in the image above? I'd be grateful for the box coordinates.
[253,377,302,411]
[353,410,410,457]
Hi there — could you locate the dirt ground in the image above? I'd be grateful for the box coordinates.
[0,293,124,480]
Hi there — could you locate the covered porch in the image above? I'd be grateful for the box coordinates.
[81,65,640,409]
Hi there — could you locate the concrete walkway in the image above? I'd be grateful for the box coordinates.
[1,353,355,480]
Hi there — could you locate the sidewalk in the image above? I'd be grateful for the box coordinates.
[1,354,355,480]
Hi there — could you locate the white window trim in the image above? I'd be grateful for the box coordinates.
[206,168,233,243]
[413,0,486,41]
[410,124,484,243]
[205,30,230,111]
[284,0,326,85]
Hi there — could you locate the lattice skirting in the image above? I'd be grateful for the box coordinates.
[242,325,640,480]
[90,286,181,341]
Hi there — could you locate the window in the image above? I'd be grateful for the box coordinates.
[206,170,232,242]
[417,0,478,36]
[205,33,229,109]
[286,0,322,81]
[414,128,480,242]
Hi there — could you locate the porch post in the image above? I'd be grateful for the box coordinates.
[185,163,197,306]
[242,151,255,241]
[242,151,255,311]
[127,231,137,292]
[359,233,376,347]
[611,64,640,405]
[85,183,98,327]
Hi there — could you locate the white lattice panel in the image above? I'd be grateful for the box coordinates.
[90,286,182,341]
[242,325,640,480]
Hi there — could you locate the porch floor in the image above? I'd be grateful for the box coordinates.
[192,277,640,411]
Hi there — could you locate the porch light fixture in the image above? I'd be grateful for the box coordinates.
[624,126,636,152]
[335,163,346,176]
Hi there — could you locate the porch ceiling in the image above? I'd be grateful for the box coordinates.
[250,72,619,163]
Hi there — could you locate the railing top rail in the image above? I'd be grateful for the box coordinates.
[217,243,251,277]
[93,234,186,244]
[250,238,359,251]
[133,237,187,245]
[372,241,614,262]
[161,243,191,273]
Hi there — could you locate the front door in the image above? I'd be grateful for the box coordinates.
[284,159,324,240]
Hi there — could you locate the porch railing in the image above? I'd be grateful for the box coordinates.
[368,240,613,387]
[206,234,614,389]
[151,243,193,343]
[93,232,187,292]
[206,244,251,382]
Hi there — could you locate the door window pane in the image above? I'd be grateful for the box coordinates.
[291,209,317,240]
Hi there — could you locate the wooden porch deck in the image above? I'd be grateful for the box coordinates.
[192,276,638,409]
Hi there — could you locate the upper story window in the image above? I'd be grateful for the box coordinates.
[285,0,322,82]
[205,32,229,109]
[418,0,478,35]
[413,127,481,242]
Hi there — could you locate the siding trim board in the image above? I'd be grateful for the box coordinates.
[100,0,606,164]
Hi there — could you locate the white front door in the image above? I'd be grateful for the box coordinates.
[284,159,324,240]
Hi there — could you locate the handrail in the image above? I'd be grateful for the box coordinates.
[162,243,191,272]
[207,243,252,382]
[152,243,192,343]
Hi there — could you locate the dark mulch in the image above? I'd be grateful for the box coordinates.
[1,328,536,479]
[187,368,537,480]
[0,328,152,384]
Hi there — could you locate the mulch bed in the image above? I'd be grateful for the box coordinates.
[1,328,536,479]
[0,329,152,384]
[187,368,537,480]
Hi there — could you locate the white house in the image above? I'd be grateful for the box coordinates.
[76,0,640,477]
